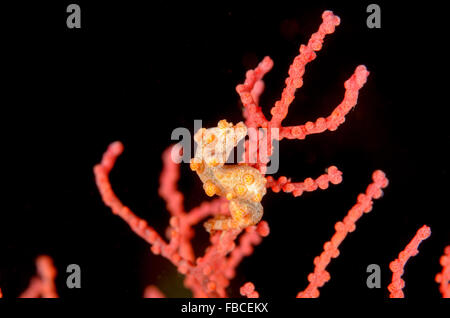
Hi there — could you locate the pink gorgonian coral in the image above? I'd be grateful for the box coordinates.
[92,10,390,298]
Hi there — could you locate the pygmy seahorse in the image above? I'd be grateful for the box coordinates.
[190,120,267,233]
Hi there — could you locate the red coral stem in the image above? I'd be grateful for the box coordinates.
[387,225,431,298]
[279,65,369,140]
[93,141,188,268]
[435,246,450,298]
[19,255,58,298]
[266,166,342,197]
[240,282,259,298]
[297,170,388,298]
[270,11,341,129]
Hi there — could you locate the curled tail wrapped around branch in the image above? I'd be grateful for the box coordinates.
[190,120,267,232]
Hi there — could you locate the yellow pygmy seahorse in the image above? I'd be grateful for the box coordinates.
[190,120,267,233]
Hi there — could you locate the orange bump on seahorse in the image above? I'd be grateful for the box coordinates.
[190,119,267,233]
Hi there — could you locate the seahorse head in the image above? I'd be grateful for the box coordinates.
[193,120,247,167]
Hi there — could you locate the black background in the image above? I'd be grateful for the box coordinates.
[0,1,448,299]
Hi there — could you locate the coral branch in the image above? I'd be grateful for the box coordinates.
[185,197,229,226]
[236,10,369,175]
[240,282,259,298]
[93,141,189,269]
[297,170,389,298]
[269,11,341,128]
[279,65,370,140]
[236,56,273,129]
[159,144,185,217]
[19,278,42,298]
[94,142,270,297]
[388,225,431,298]
[143,285,166,298]
[225,221,270,279]
[236,58,273,170]
[159,144,196,261]
[186,229,242,297]
[435,246,450,298]
[266,166,342,197]
[20,255,58,298]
